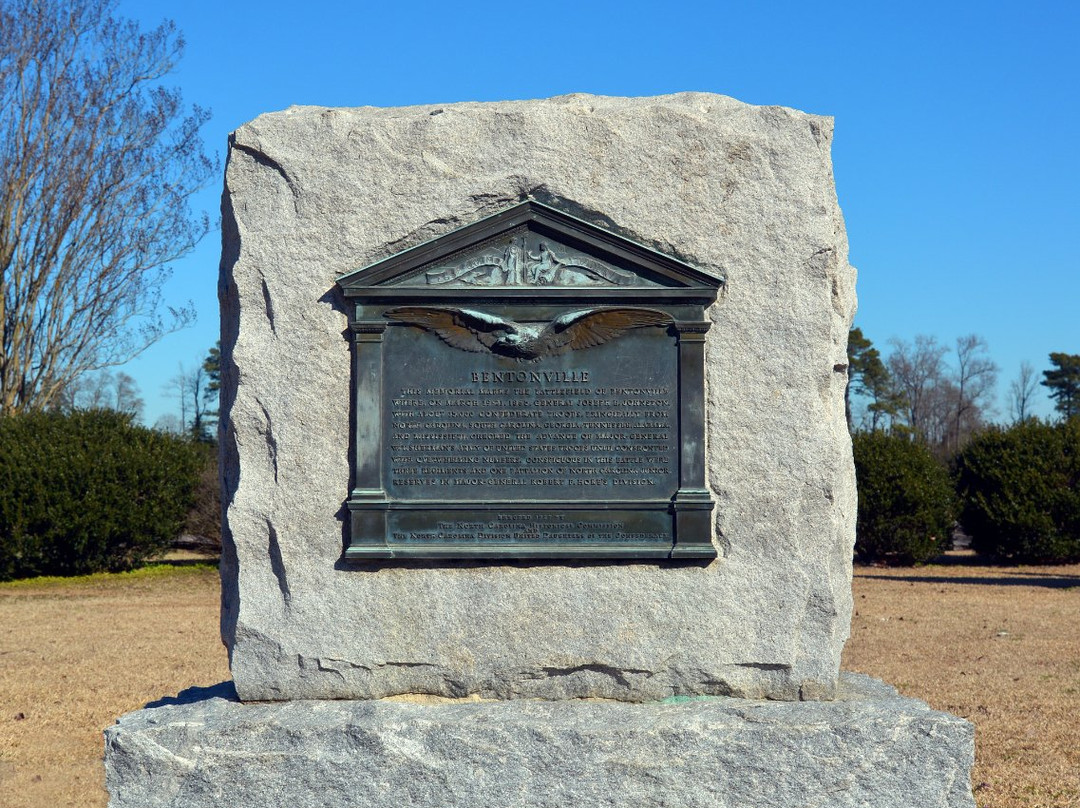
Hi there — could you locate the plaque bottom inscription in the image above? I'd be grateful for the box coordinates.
[384,508,673,559]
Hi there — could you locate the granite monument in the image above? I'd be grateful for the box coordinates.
[104,92,975,808]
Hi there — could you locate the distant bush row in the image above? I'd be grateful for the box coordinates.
[854,420,1080,565]
[0,410,211,581]
[2,409,1073,578]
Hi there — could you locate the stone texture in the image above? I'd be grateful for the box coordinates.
[105,675,974,808]
[220,92,857,702]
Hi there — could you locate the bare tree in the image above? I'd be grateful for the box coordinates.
[888,333,999,454]
[187,365,211,441]
[112,372,144,417]
[51,368,143,417]
[949,335,997,453]
[163,368,190,431]
[0,0,214,415]
[153,413,183,434]
[887,335,949,444]
[1008,361,1038,423]
[73,371,114,409]
[164,362,213,440]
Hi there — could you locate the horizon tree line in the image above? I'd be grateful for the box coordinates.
[847,327,1080,456]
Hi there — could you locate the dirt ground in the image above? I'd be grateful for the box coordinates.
[1,552,1078,808]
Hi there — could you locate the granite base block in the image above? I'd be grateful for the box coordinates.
[105,675,973,808]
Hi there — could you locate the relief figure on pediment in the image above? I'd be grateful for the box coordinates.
[421,239,646,288]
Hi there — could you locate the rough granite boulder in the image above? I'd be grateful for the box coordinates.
[105,675,975,808]
[219,92,857,702]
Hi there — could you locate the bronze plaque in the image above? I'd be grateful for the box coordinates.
[337,201,721,560]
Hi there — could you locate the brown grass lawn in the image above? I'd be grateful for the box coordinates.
[0,562,228,808]
[1,552,1078,808]
[843,552,1080,808]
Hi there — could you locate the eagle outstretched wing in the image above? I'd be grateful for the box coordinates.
[384,306,514,352]
[535,308,673,357]
[385,306,671,360]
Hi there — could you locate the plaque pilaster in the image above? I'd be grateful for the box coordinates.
[671,321,715,558]
[347,321,391,555]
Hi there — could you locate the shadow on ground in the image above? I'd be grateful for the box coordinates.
[153,557,220,568]
[145,682,238,708]
[855,550,1080,589]
[855,570,1080,589]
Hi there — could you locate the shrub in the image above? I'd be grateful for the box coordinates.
[852,430,955,564]
[955,419,1080,563]
[0,410,204,580]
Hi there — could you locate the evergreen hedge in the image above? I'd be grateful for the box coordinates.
[955,419,1080,563]
[0,410,203,580]
[852,430,955,565]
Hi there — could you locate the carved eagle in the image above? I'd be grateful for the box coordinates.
[384,306,672,361]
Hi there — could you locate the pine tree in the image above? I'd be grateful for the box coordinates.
[847,328,903,432]
[1042,353,1080,420]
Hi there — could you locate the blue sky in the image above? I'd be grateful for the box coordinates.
[114,0,1079,425]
